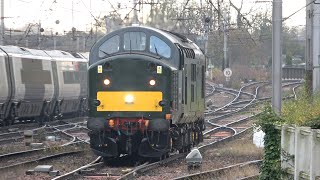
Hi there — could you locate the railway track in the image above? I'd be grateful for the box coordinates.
[0,120,91,175]
[0,121,85,147]
[123,81,301,179]
[0,149,83,172]
[173,160,262,180]
[38,80,301,179]
[115,82,266,179]
[0,80,301,179]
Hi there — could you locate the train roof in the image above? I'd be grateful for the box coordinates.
[0,46,88,62]
[44,50,87,62]
[90,25,202,65]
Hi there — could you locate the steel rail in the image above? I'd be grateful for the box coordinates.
[117,80,301,179]
[52,156,103,180]
[237,174,260,180]
[0,150,83,172]
[172,160,262,180]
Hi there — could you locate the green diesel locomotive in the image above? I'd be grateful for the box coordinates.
[87,26,206,160]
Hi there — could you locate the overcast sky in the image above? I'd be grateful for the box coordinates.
[4,0,306,34]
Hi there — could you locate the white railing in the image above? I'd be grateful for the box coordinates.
[281,125,320,180]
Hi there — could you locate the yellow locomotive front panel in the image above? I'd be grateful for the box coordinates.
[96,91,163,112]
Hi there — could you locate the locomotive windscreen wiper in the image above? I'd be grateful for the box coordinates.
[154,43,160,57]
[99,49,111,57]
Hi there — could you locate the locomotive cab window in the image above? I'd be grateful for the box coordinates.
[150,36,171,58]
[124,32,146,51]
[99,35,120,58]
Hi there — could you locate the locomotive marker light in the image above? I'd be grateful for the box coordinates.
[149,79,156,86]
[157,66,162,74]
[125,94,134,104]
[103,79,110,85]
[98,65,102,73]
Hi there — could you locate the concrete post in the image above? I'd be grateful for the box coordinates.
[310,130,320,179]
[281,125,295,177]
[223,12,228,69]
[294,127,312,180]
[272,0,282,114]
[306,0,314,96]
[313,1,320,92]
[0,0,4,45]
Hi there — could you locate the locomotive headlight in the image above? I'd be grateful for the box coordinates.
[125,94,134,104]
[103,78,110,85]
[149,79,156,86]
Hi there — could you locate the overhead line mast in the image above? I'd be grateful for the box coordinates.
[0,0,4,45]
[272,0,282,114]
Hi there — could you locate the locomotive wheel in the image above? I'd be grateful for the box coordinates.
[199,131,203,142]
[159,152,169,161]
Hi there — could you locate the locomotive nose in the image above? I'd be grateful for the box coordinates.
[91,58,170,113]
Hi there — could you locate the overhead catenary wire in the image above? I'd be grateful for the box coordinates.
[283,0,316,22]
[106,0,125,24]
[80,0,102,27]
[170,0,191,31]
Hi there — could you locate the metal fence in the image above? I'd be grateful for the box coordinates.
[281,125,320,180]
[282,66,305,80]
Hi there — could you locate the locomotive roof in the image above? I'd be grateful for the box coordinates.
[99,26,200,50]
[90,25,203,65]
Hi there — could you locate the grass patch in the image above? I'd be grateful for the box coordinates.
[209,135,263,159]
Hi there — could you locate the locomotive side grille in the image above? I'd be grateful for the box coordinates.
[172,71,178,111]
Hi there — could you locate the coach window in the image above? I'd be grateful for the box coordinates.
[150,36,171,58]
[99,35,120,58]
[124,32,146,51]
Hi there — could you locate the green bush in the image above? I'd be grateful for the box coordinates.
[282,91,320,126]
[257,90,320,180]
